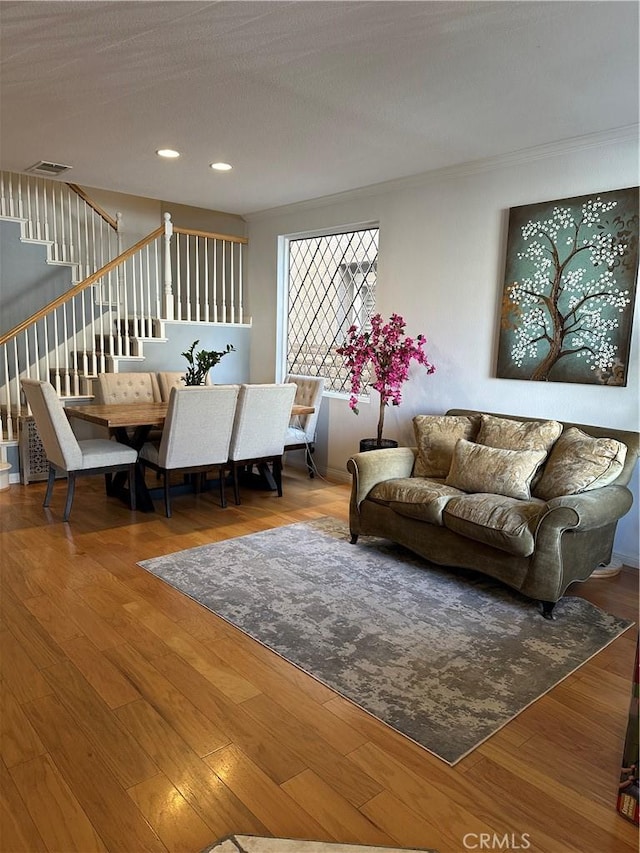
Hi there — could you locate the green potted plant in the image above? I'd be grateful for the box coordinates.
[336,313,435,450]
[181,339,235,386]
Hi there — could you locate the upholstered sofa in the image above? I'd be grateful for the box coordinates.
[347,409,639,617]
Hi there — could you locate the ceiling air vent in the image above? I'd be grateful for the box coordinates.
[24,161,72,176]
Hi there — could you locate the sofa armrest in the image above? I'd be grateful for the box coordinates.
[347,447,417,508]
[523,484,634,602]
[540,485,634,533]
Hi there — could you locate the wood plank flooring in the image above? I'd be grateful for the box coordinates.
[1,467,638,852]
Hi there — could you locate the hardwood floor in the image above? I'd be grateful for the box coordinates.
[1,467,638,853]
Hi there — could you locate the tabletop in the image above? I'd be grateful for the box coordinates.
[66,402,168,429]
[66,401,314,430]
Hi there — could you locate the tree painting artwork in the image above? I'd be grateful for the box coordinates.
[497,187,639,385]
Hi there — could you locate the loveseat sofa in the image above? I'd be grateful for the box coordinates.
[347,409,639,617]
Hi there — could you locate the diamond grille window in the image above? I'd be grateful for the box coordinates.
[286,227,378,396]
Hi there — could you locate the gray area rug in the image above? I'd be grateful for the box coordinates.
[139,518,633,764]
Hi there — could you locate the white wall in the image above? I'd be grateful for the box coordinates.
[247,130,639,565]
[83,186,246,249]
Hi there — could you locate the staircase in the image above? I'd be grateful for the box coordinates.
[0,172,249,451]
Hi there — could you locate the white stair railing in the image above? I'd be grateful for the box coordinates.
[171,219,248,324]
[0,171,121,281]
[0,226,164,441]
[0,214,250,443]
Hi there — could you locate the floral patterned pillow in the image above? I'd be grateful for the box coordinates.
[477,413,562,453]
[533,428,627,500]
[445,439,547,500]
[413,415,479,478]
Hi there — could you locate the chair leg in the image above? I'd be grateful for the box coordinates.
[274,457,283,496]
[44,465,56,507]
[218,465,227,508]
[305,443,315,478]
[63,472,76,522]
[105,472,114,495]
[128,463,137,511]
[232,463,241,505]
[164,471,172,518]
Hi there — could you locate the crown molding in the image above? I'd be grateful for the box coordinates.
[245,125,639,221]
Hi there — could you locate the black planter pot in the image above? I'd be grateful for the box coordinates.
[359,438,399,453]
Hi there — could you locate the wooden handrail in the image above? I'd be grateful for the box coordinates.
[66,183,119,230]
[174,225,248,244]
[0,226,163,346]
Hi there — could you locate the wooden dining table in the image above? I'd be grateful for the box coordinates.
[66,401,315,511]
[67,401,314,434]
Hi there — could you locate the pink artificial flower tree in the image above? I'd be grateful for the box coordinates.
[336,312,436,445]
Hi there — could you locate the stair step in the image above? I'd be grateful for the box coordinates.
[47,369,96,397]
[114,317,157,338]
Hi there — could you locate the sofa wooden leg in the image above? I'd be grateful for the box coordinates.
[350,533,359,544]
[540,600,556,619]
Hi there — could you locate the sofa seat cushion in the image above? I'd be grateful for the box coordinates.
[443,493,546,557]
[368,477,465,525]
[533,427,628,500]
[412,414,480,477]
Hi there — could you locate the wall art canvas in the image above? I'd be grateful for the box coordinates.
[497,187,639,385]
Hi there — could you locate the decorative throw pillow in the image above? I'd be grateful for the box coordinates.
[477,413,562,453]
[533,427,627,500]
[445,439,547,500]
[413,415,479,478]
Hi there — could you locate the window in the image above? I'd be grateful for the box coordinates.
[282,225,379,395]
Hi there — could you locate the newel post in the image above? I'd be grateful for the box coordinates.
[115,212,125,300]
[162,212,174,320]
[115,211,123,253]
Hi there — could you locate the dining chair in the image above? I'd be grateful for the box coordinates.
[20,378,138,522]
[227,383,297,504]
[94,372,164,442]
[157,370,211,402]
[138,385,239,516]
[284,373,325,477]
[94,372,162,404]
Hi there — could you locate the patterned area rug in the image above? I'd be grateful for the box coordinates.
[139,518,632,764]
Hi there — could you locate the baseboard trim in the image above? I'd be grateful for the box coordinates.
[612,552,639,571]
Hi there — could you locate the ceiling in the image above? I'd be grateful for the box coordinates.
[1,1,638,217]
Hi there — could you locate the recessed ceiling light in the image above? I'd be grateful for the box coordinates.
[210,162,232,171]
[156,148,180,159]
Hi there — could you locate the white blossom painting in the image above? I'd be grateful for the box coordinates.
[497,187,638,385]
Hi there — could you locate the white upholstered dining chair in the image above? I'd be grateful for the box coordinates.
[138,385,239,516]
[94,372,162,404]
[94,371,164,442]
[157,370,212,402]
[227,383,297,504]
[21,378,138,522]
[284,373,325,477]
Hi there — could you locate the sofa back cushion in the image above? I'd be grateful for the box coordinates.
[533,427,628,500]
[445,439,547,500]
[413,414,479,477]
[447,409,639,489]
[477,413,562,453]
